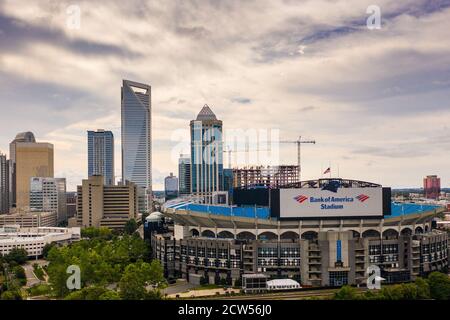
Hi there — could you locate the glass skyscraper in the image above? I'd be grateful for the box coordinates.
[121,80,152,210]
[0,152,8,213]
[190,105,223,202]
[87,129,114,185]
[178,154,191,195]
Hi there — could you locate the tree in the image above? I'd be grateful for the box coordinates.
[1,290,22,300]
[119,261,166,300]
[428,272,450,300]
[13,265,27,286]
[42,243,56,259]
[119,264,148,300]
[124,219,138,235]
[415,278,431,299]
[99,290,121,300]
[65,286,111,300]
[5,248,28,265]
[147,260,166,288]
[334,285,359,300]
[81,227,112,240]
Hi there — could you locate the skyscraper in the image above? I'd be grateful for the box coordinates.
[178,154,191,195]
[88,129,115,185]
[30,177,67,224]
[164,172,179,200]
[423,175,441,200]
[121,80,152,211]
[9,131,36,208]
[15,141,54,211]
[190,104,223,202]
[0,152,9,213]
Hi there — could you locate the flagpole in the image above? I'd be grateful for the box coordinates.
[321,164,323,179]
[329,161,331,179]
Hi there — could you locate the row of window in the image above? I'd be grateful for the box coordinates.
[369,255,399,263]
[422,241,448,253]
[369,244,399,255]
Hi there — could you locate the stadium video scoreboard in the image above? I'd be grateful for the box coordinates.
[270,187,391,219]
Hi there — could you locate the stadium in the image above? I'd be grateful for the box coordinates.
[151,178,448,288]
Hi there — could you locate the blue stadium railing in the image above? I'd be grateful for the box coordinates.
[176,202,438,220]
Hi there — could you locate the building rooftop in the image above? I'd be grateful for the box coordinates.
[196,104,217,121]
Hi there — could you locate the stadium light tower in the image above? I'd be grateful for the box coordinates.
[280,136,316,183]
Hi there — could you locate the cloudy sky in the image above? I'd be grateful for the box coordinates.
[1,0,449,191]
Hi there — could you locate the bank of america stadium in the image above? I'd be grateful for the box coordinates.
[152,178,448,288]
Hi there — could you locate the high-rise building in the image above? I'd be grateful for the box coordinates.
[121,80,152,212]
[190,105,223,202]
[424,175,441,200]
[164,173,179,200]
[178,154,191,195]
[66,192,77,219]
[9,132,36,208]
[75,175,138,229]
[15,141,54,211]
[233,165,299,189]
[29,177,67,224]
[0,152,9,213]
[87,129,115,185]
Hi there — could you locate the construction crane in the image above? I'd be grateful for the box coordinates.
[280,136,316,182]
[223,146,270,169]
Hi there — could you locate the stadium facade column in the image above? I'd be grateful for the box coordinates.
[298,220,303,239]
[231,219,237,239]
[277,220,281,241]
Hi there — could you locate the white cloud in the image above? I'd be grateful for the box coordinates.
[0,0,449,190]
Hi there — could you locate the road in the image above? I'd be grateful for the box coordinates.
[162,280,196,295]
[23,260,48,287]
[195,288,369,300]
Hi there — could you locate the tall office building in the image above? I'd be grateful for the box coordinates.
[9,132,36,208]
[121,80,152,212]
[424,175,441,200]
[30,177,67,224]
[164,173,179,200]
[75,175,138,229]
[88,129,114,185]
[178,154,191,195]
[15,141,54,211]
[0,152,9,213]
[190,105,223,202]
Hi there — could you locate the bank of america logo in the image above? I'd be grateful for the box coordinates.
[356,194,370,202]
[294,195,308,203]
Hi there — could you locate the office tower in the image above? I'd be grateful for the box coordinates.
[121,80,152,212]
[9,131,36,208]
[15,141,54,211]
[423,175,441,200]
[66,192,77,219]
[30,177,67,224]
[178,154,191,195]
[190,104,223,203]
[164,173,179,200]
[76,175,138,229]
[0,152,9,213]
[87,129,115,185]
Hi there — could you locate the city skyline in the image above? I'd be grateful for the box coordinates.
[1,0,450,190]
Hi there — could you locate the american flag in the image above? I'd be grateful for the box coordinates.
[323,167,331,174]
